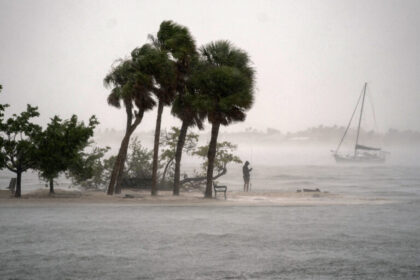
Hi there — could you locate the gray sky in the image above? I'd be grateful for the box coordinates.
[0,0,419,133]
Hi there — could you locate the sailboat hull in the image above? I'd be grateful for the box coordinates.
[334,154,386,163]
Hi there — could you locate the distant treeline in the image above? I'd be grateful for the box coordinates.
[95,125,420,146]
[226,126,420,146]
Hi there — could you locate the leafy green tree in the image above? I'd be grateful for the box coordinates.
[124,137,153,179]
[67,146,111,190]
[179,141,242,189]
[35,115,99,193]
[159,127,199,184]
[104,57,155,195]
[193,141,242,177]
[67,138,153,191]
[0,105,41,197]
[156,20,205,195]
[193,41,255,198]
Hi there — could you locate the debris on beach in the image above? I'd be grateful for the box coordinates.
[297,188,321,193]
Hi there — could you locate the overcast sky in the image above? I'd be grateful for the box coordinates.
[0,0,419,133]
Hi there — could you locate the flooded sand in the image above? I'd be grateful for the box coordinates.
[0,188,392,207]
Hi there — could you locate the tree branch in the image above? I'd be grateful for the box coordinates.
[6,165,17,173]
[179,167,227,185]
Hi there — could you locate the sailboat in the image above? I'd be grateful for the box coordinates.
[333,82,387,163]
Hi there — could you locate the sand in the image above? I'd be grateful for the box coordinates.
[0,188,392,206]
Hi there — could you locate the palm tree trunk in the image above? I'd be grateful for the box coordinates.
[49,179,54,194]
[205,122,220,198]
[173,120,189,195]
[107,111,143,195]
[114,135,130,194]
[107,106,132,196]
[15,170,22,198]
[107,145,123,195]
[151,101,164,196]
[115,113,144,194]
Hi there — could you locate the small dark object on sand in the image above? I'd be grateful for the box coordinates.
[297,188,320,193]
[304,188,320,192]
[124,194,135,198]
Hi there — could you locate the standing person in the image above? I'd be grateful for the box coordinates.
[242,161,252,192]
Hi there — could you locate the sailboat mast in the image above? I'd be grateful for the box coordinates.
[354,82,367,156]
[335,88,364,155]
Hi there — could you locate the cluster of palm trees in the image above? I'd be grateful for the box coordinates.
[105,21,255,198]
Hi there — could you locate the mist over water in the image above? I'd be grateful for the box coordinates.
[1,141,419,196]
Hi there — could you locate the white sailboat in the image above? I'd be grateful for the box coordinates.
[333,82,387,163]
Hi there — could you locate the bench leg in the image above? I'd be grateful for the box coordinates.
[224,191,226,200]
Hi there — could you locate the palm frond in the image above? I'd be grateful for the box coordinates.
[107,90,121,108]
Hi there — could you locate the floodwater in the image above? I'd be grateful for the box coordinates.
[1,147,420,279]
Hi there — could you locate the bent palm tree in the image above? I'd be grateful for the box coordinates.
[193,41,255,198]
[132,43,177,196]
[156,20,204,195]
[104,58,155,195]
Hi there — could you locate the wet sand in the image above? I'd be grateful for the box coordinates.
[0,188,392,206]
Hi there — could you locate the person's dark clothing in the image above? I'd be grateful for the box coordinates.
[243,164,252,183]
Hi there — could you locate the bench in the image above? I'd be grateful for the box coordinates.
[213,182,227,200]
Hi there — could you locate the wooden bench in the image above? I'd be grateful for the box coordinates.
[213,182,227,200]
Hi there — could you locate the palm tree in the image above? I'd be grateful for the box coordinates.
[171,67,206,195]
[194,41,255,198]
[132,42,177,196]
[155,20,204,195]
[104,58,155,195]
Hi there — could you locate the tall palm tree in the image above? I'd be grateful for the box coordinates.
[193,41,255,198]
[171,64,206,195]
[132,42,177,196]
[104,58,155,195]
[155,20,204,195]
